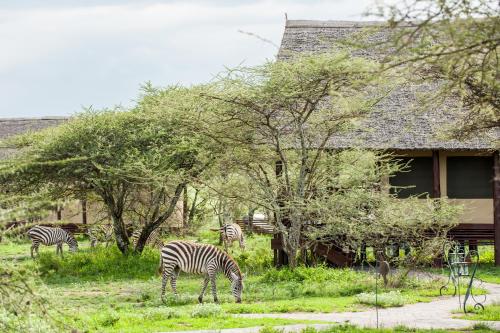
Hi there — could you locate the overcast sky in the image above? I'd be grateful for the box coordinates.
[0,0,375,118]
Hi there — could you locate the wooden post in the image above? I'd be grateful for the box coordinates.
[56,206,62,220]
[432,150,441,198]
[493,151,500,266]
[81,199,87,225]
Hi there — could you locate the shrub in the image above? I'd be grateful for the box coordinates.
[356,290,405,307]
[190,303,225,318]
[36,246,159,282]
[142,308,180,321]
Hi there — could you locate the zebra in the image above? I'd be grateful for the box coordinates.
[130,228,164,249]
[159,240,243,303]
[211,223,245,252]
[87,224,114,248]
[27,225,78,258]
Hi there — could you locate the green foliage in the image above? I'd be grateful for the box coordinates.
[232,235,274,274]
[36,246,159,282]
[356,291,406,308]
[0,262,57,332]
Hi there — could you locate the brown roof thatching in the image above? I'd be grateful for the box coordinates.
[278,20,498,151]
[0,117,67,159]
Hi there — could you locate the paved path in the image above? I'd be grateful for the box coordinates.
[162,282,500,333]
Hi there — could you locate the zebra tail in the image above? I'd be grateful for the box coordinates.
[209,228,221,232]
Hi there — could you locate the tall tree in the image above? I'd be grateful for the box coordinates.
[0,88,216,254]
[203,52,386,268]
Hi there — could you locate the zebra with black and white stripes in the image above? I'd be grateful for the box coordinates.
[27,225,78,258]
[87,224,114,248]
[130,228,164,249]
[159,240,243,303]
[211,223,245,252]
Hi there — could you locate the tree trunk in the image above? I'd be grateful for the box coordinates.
[187,188,200,227]
[111,212,129,254]
[182,184,189,228]
[247,207,255,235]
[133,183,185,254]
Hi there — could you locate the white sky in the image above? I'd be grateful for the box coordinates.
[0,0,375,117]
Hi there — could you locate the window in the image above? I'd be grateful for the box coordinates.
[447,157,493,199]
[390,157,433,198]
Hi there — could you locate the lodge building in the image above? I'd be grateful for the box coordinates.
[274,20,499,266]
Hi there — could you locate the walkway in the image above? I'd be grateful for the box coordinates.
[162,282,500,333]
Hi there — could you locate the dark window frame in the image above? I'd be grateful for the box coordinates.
[389,157,434,198]
[447,156,493,199]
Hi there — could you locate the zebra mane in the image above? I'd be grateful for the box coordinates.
[221,250,242,278]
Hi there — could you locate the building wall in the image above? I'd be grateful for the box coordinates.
[394,149,493,225]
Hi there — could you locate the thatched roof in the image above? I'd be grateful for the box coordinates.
[278,20,498,151]
[0,117,67,159]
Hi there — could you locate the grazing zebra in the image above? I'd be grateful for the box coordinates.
[159,240,243,303]
[211,223,245,251]
[130,228,163,249]
[27,225,78,258]
[87,224,114,248]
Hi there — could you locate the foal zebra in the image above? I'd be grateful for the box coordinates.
[130,228,163,249]
[27,225,78,258]
[87,224,114,248]
[159,240,243,303]
[211,223,245,252]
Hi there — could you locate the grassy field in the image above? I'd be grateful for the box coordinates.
[0,234,496,332]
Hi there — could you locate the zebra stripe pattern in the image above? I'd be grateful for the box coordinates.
[27,225,78,258]
[130,228,164,249]
[87,224,114,248]
[214,223,245,252]
[159,240,243,303]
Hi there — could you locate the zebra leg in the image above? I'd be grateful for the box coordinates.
[30,242,37,259]
[208,272,219,303]
[239,236,245,251]
[198,276,210,303]
[170,267,180,296]
[160,265,175,303]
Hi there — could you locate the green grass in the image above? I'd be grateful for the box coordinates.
[0,235,484,333]
[453,303,500,321]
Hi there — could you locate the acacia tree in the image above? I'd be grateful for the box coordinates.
[0,91,215,254]
[375,0,499,138]
[202,52,387,268]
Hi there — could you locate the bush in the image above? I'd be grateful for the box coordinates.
[36,246,159,282]
[142,308,180,321]
[190,303,225,318]
[356,291,405,307]
[260,266,369,284]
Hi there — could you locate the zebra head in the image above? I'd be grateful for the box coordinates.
[66,233,79,252]
[230,272,243,303]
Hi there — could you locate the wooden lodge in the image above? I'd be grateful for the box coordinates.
[272,20,500,266]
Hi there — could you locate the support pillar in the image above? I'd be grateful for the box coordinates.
[493,151,500,266]
[81,199,87,224]
[432,150,441,198]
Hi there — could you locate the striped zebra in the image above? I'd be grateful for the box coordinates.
[87,224,114,248]
[159,240,243,303]
[211,223,245,252]
[130,228,163,249]
[27,225,78,258]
